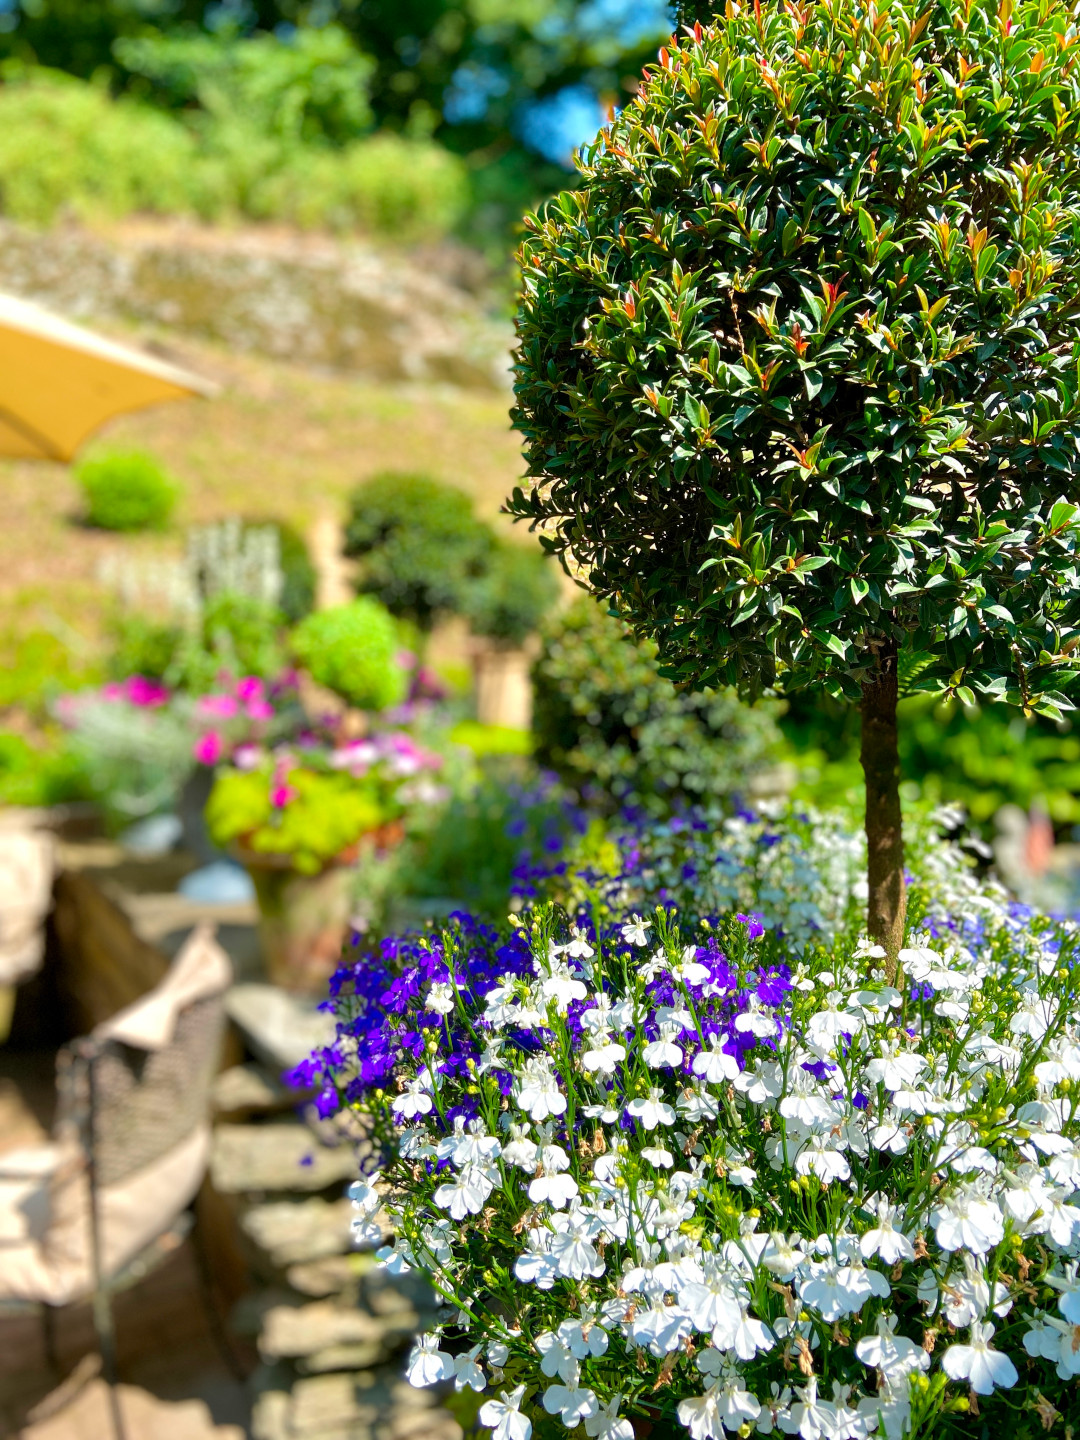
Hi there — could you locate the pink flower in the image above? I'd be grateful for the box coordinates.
[102,682,125,701]
[270,783,297,809]
[198,693,239,719]
[194,731,225,766]
[236,676,265,703]
[246,700,274,722]
[233,744,262,771]
[126,676,170,708]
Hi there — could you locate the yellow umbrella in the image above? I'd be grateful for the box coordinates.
[0,292,214,462]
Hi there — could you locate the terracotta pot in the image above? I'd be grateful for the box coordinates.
[237,849,355,996]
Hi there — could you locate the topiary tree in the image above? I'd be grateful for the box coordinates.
[344,472,493,637]
[511,0,1080,974]
[533,595,783,815]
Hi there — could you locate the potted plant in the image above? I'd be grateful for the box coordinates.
[205,730,445,992]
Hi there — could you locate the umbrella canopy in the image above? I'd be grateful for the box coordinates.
[0,292,214,462]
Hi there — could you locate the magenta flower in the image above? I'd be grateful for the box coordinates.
[198,693,239,719]
[246,699,274,722]
[270,783,297,809]
[194,731,225,766]
[126,676,170,708]
[236,676,265,703]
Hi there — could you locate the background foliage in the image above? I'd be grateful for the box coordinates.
[532,596,783,814]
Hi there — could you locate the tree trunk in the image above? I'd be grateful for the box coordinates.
[860,646,906,981]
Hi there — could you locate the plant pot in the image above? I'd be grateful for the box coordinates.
[237,849,355,996]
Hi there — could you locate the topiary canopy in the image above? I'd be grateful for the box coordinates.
[510,0,1080,965]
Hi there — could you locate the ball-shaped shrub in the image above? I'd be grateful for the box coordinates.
[291,597,406,711]
[76,449,179,531]
[533,596,781,813]
[344,472,493,633]
[511,1,1080,967]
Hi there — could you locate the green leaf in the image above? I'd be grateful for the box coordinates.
[850,576,870,605]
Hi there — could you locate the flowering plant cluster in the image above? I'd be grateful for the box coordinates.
[205,728,446,874]
[306,828,1080,1439]
[191,672,300,766]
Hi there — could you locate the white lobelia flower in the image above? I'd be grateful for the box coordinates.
[549,1208,606,1280]
[670,949,711,989]
[864,1040,928,1092]
[437,1117,501,1168]
[629,1298,694,1355]
[854,1314,929,1384]
[479,1385,533,1440]
[406,1333,455,1387]
[501,1124,540,1171]
[584,1395,634,1440]
[433,1161,497,1220]
[516,1058,567,1121]
[424,981,455,1015]
[692,1034,739,1083]
[805,991,865,1051]
[621,916,651,947]
[941,1321,1019,1396]
[641,1145,674,1168]
[528,1152,579,1209]
[793,1130,851,1185]
[712,1303,774,1362]
[582,1040,627,1076]
[678,1265,744,1335]
[557,1316,609,1361]
[453,1345,486,1392]
[733,994,780,1039]
[761,1232,808,1282]
[514,1227,558,1289]
[535,1328,575,1380]
[643,1023,685,1069]
[542,1369,598,1429]
[627,1088,676,1129]
[931,1182,1004,1255]
[677,1386,725,1440]
[859,1196,915,1265]
[393,1076,435,1119]
[918,1251,1012,1328]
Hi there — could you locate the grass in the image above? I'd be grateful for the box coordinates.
[0,324,524,681]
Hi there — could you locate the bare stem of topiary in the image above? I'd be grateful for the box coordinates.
[860,645,906,982]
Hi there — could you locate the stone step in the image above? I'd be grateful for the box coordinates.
[252,1369,461,1440]
[241,1197,357,1269]
[258,1301,418,1364]
[212,1123,358,1195]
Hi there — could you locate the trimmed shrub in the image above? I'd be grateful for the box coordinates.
[291,597,406,711]
[532,597,782,814]
[344,473,493,634]
[511,3,1080,967]
[76,449,178,532]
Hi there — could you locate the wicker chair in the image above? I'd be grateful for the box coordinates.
[0,924,231,1437]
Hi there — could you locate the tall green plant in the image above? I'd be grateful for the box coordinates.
[511,0,1080,974]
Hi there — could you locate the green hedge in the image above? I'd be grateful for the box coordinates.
[0,68,468,240]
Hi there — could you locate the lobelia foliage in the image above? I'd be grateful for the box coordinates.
[303,812,1080,1440]
[509,0,1080,969]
